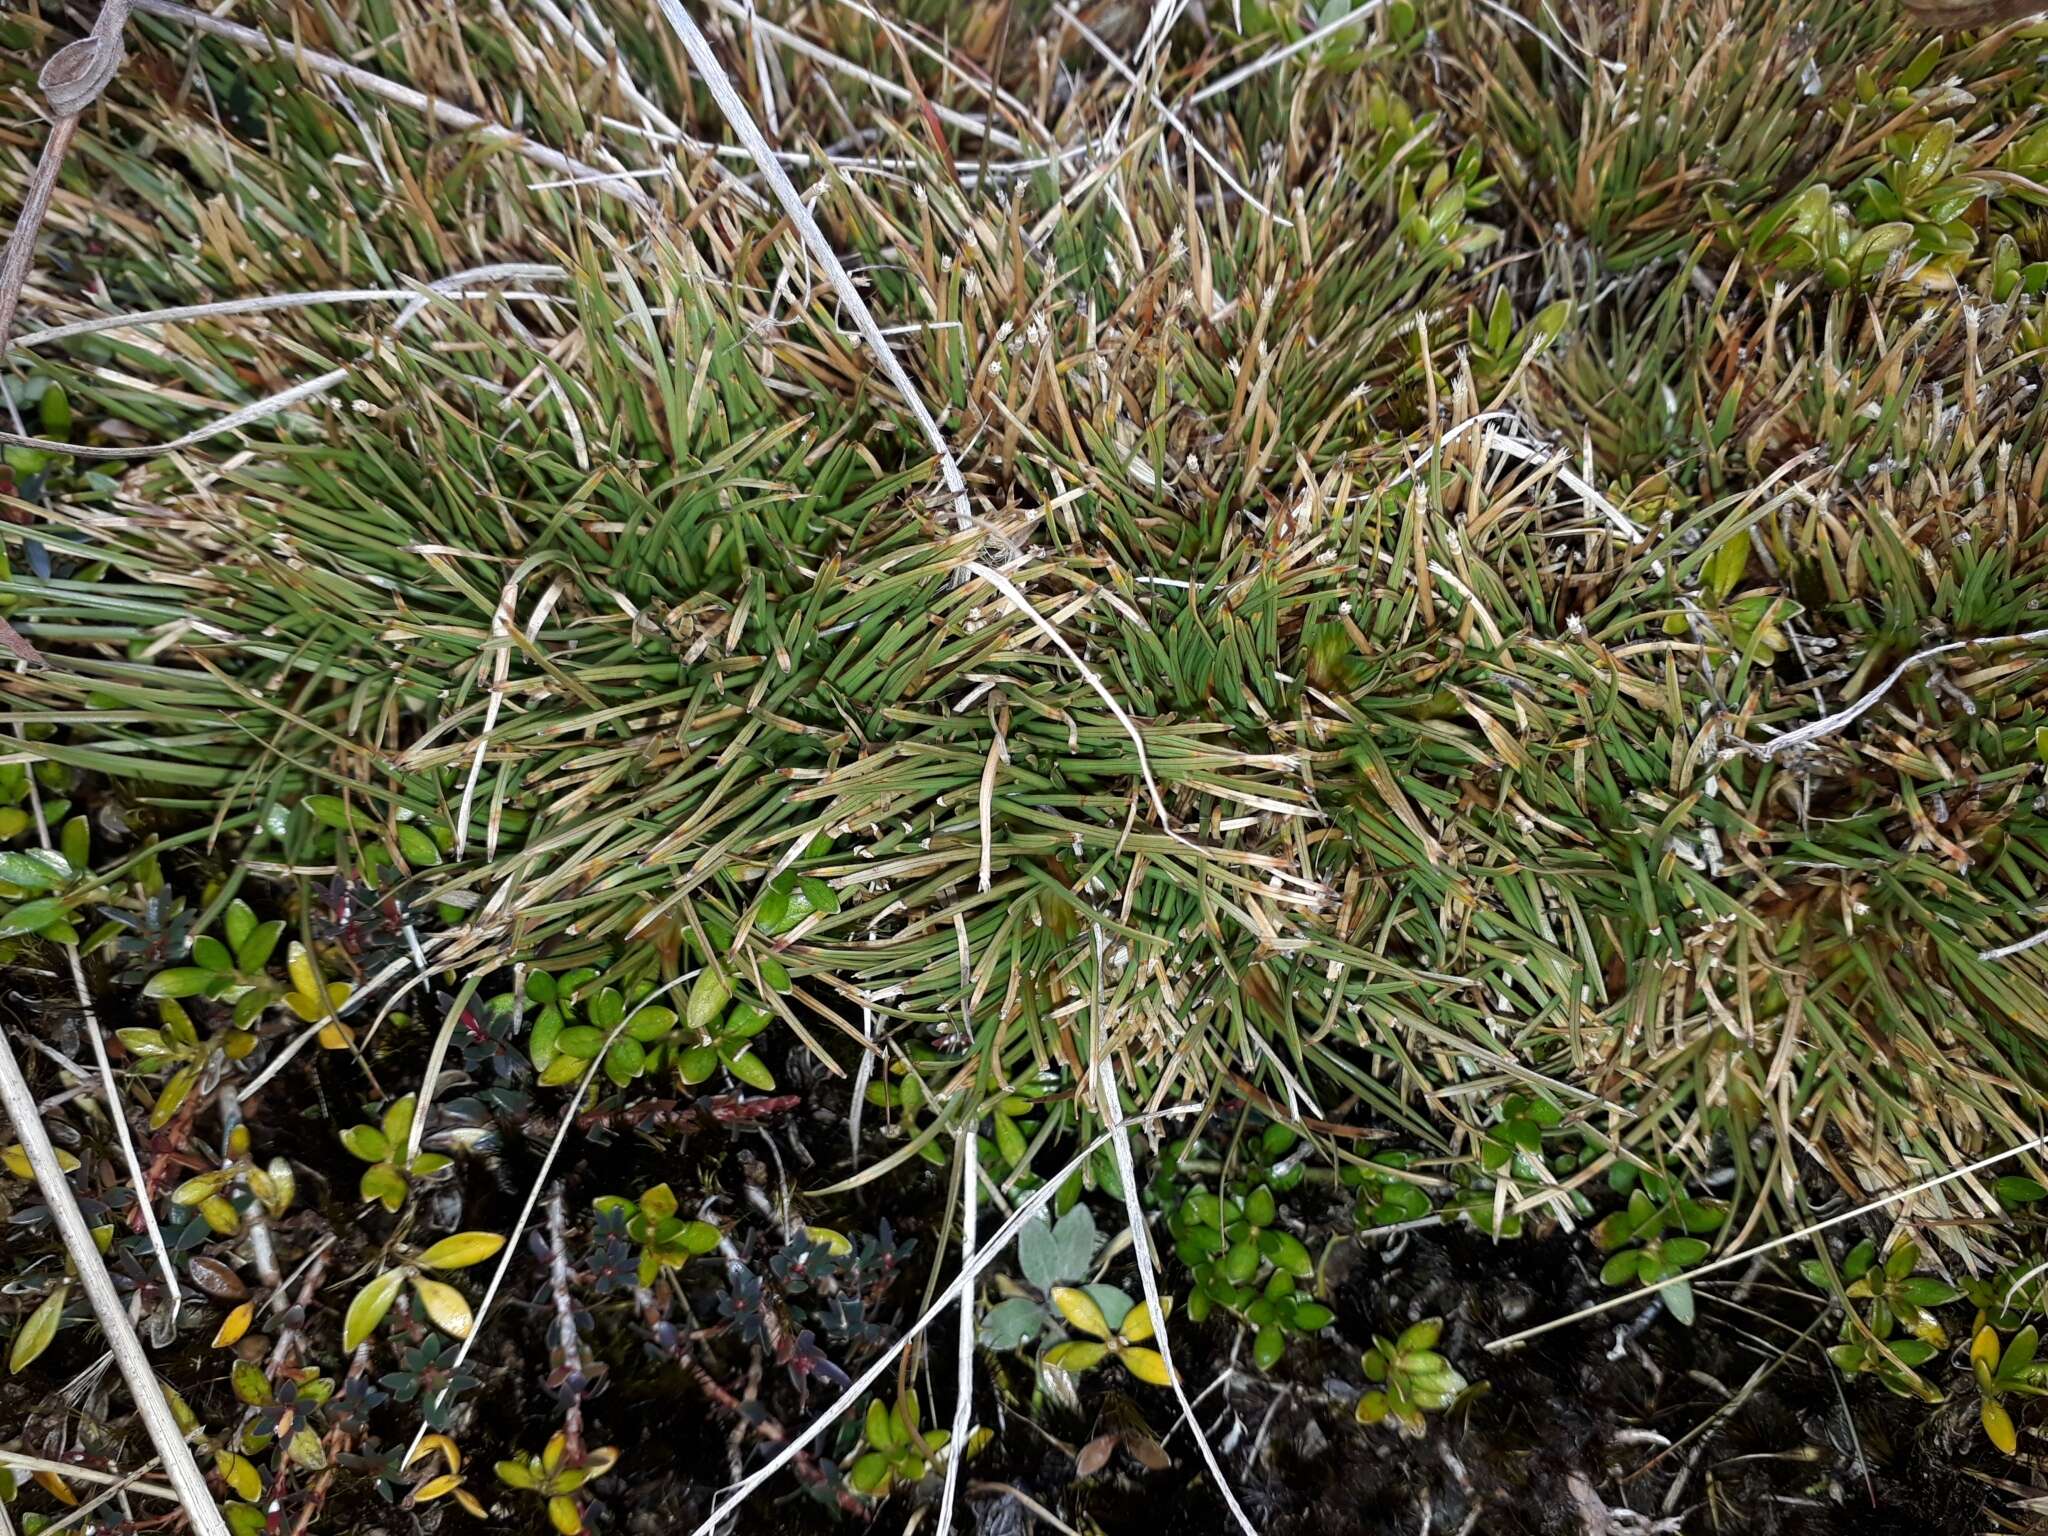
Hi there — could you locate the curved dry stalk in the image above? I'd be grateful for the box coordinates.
[0,0,127,659]
[0,1023,228,1536]
[0,1452,176,1502]
[0,264,567,459]
[15,728,182,1327]
[126,0,653,211]
[1734,626,2048,762]
[935,1126,978,1534]
[0,116,79,365]
[400,975,482,1168]
[0,0,131,363]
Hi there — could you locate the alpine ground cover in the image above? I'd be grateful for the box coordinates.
[5,0,2048,1531]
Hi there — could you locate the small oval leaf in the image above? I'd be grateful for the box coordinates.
[343,1268,408,1351]
[1051,1286,1111,1340]
[1119,1346,1174,1386]
[9,1284,66,1373]
[213,1301,255,1349]
[412,1276,475,1339]
[416,1232,505,1271]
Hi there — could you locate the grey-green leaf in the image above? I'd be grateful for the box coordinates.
[977,1297,1047,1351]
[1019,1205,1099,1294]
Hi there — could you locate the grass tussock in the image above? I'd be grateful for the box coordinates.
[12,0,2048,1203]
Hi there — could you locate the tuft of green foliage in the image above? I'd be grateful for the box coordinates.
[10,0,2048,1234]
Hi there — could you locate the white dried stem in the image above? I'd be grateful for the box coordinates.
[0,1026,228,1535]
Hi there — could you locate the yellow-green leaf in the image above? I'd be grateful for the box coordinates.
[1051,1286,1111,1340]
[1121,1296,1170,1344]
[3,1143,77,1178]
[1042,1340,1108,1374]
[213,1301,254,1349]
[892,1387,922,1440]
[0,848,68,892]
[225,899,256,952]
[411,1434,462,1474]
[416,1473,465,1502]
[1985,1398,2019,1455]
[547,1494,584,1535]
[638,1183,678,1222]
[397,824,441,867]
[360,1161,408,1212]
[343,1268,408,1351]
[286,940,320,1001]
[284,938,353,1026]
[686,968,731,1033]
[1706,530,1750,602]
[538,1054,583,1088]
[411,1276,474,1339]
[216,1452,262,1502]
[287,1427,327,1470]
[163,1382,200,1434]
[416,1232,505,1271]
[150,1067,199,1129]
[231,1359,273,1406]
[0,898,69,939]
[314,1011,355,1048]
[1118,1346,1173,1386]
[381,1095,417,1151]
[994,1112,1027,1167]
[723,1048,775,1092]
[259,1157,296,1216]
[865,1395,896,1451]
[849,1451,891,1496]
[1974,1325,2002,1372]
[171,1170,231,1206]
[10,1283,66,1373]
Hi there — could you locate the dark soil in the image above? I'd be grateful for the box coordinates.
[907,1219,2006,1536]
[295,1038,2016,1536]
[0,903,2021,1536]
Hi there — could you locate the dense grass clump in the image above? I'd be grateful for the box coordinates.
[7,1,2048,1530]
